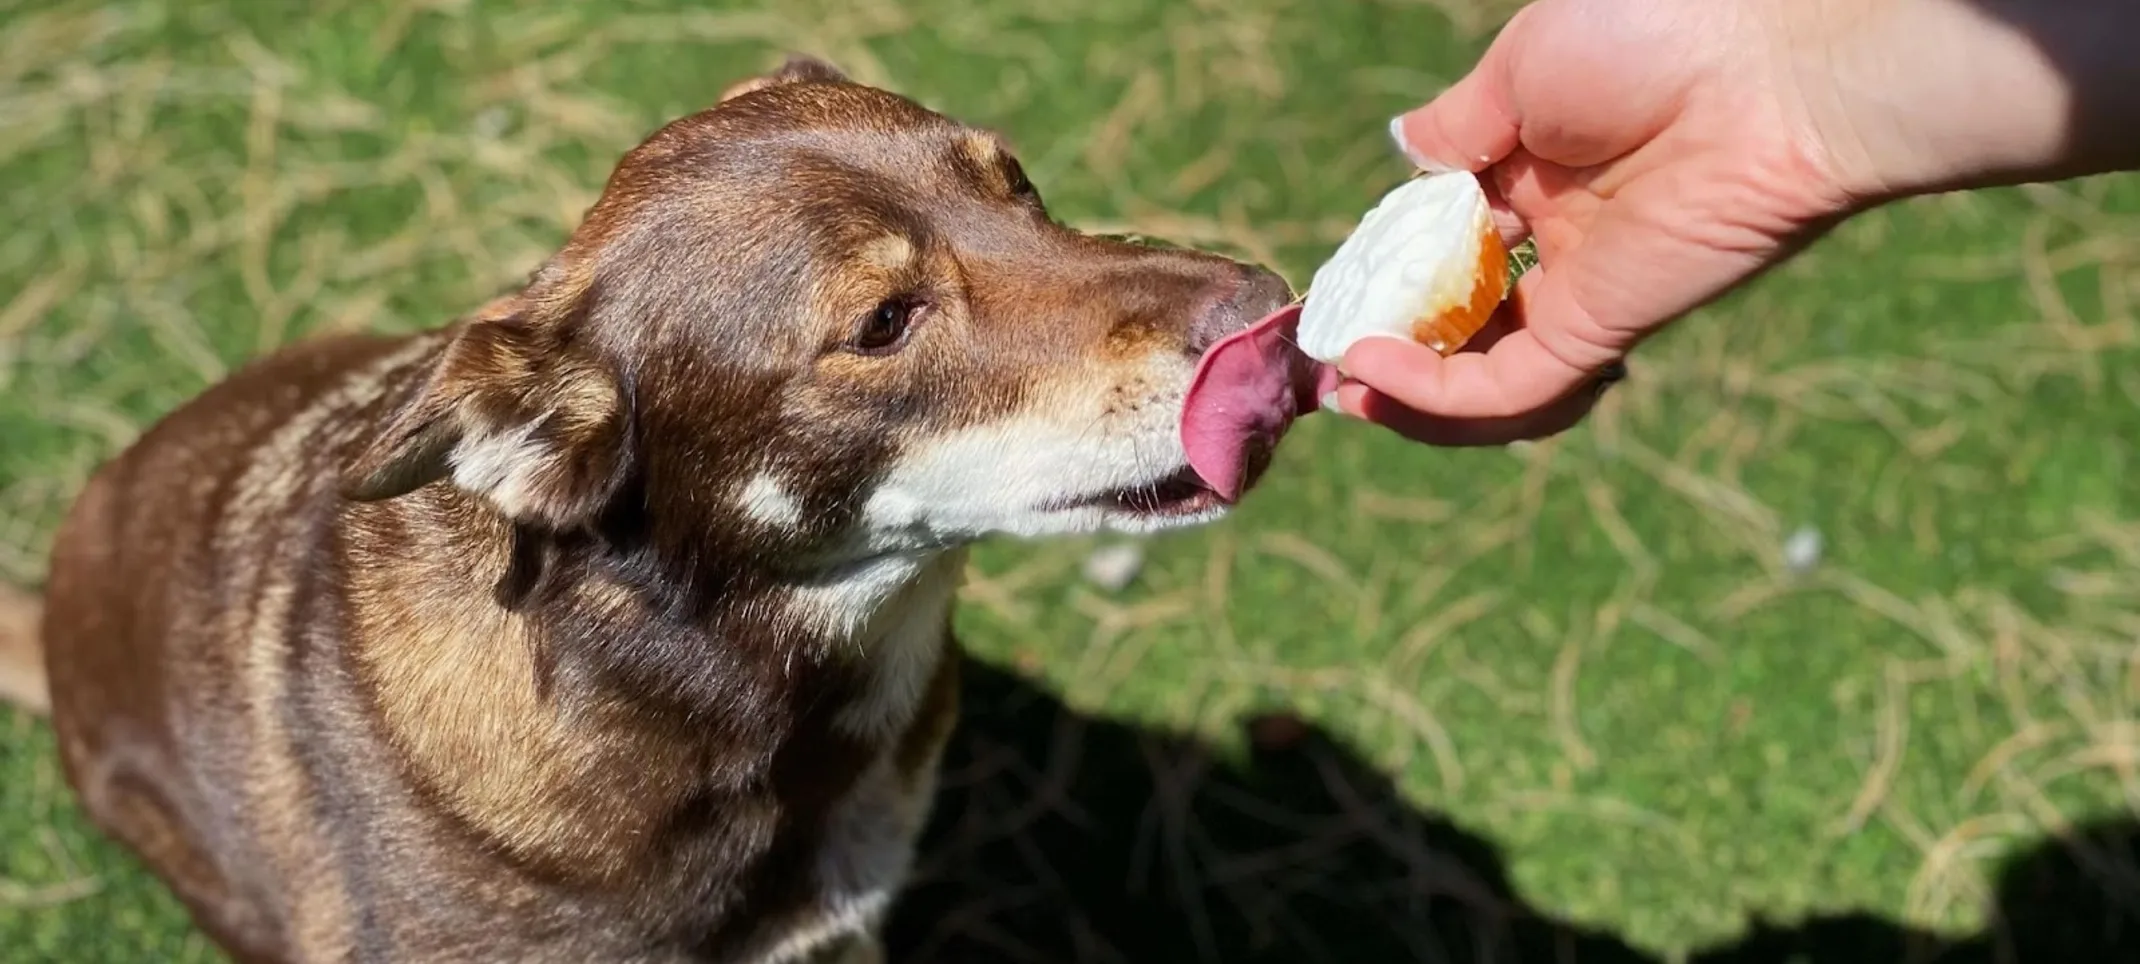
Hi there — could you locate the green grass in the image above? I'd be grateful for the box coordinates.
[4,0,2140,961]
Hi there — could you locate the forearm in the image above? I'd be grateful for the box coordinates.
[1796,0,2140,203]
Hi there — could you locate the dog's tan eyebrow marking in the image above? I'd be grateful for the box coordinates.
[856,234,916,272]
[954,130,1032,197]
[956,131,1002,172]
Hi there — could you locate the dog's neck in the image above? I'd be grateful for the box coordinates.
[339,491,966,882]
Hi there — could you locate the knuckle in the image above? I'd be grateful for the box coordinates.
[1528,304,1629,379]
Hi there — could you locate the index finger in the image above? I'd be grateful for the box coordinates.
[1389,15,1524,173]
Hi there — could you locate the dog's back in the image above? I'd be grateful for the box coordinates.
[41,331,436,958]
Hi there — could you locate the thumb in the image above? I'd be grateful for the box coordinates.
[1336,262,1625,422]
[1391,28,1523,173]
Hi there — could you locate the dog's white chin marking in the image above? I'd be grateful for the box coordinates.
[782,381,1224,722]
[855,403,1221,551]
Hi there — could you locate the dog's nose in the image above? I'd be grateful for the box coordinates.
[1187,265,1295,357]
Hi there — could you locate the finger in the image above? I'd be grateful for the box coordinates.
[1330,365,1619,446]
[1337,330,1581,422]
[1478,171,1531,250]
[1390,37,1521,173]
[1492,150,1604,261]
[1339,263,1627,421]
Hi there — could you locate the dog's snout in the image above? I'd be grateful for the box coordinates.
[1188,265,1294,357]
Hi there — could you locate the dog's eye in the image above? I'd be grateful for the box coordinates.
[849,297,923,355]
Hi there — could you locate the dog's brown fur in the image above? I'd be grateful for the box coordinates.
[8,57,1290,963]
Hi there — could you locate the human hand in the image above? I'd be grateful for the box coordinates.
[1327,0,1856,445]
[1329,0,2140,446]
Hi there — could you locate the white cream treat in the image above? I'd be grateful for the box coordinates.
[1296,170,1508,365]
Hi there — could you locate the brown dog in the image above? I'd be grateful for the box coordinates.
[0,57,1292,963]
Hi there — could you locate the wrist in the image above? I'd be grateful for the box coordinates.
[1790,0,2140,206]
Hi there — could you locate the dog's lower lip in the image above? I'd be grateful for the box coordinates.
[1061,466,1222,517]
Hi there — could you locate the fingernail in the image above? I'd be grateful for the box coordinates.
[1388,115,1452,174]
[1319,391,1350,416]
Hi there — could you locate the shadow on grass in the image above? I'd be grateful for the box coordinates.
[888,656,2140,964]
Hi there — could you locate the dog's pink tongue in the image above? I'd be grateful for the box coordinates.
[1181,304,1341,503]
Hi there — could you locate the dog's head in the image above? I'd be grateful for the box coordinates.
[343,57,1292,569]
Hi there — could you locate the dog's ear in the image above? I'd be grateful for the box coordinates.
[341,293,631,530]
[718,53,850,103]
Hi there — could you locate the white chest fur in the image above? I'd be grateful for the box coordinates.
[745,550,964,963]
